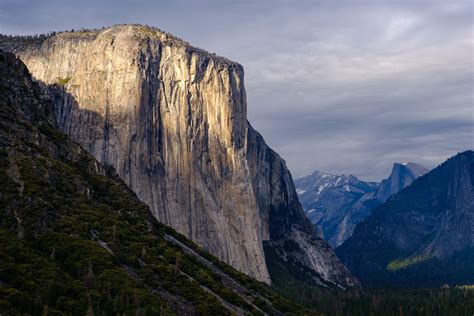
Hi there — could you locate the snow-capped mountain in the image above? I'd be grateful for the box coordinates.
[295,162,428,248]
[295,172,378,248]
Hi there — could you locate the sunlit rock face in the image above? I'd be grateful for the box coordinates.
[0,25,356,286]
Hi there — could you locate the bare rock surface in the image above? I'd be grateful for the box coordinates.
[0,25,355,286]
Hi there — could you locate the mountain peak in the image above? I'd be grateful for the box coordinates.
[392,162,428,178]
[337,150,474,286]
[295,161,428,248]
[376,161,428,203]
[295,171,379,247]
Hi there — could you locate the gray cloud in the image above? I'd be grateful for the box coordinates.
[1,0,472,181]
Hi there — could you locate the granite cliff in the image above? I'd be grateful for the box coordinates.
[375,162,428,203]
[0,25,356,287]
[0,49,314,314]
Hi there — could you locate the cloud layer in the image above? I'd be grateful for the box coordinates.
[1,0,472,180]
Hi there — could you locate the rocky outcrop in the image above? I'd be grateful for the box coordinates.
[337,151,474,286]
[295,163,427,248]
[0,25,356,286]
[375,162,428,203]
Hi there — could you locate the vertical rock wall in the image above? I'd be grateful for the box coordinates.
[0,25,356,286]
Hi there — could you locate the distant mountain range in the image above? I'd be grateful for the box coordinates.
[337,151,474,286]
[295,162,428,247]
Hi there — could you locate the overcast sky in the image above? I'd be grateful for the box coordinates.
[1,0,472,181]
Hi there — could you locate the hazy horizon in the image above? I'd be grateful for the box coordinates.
[1,0,472,181]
